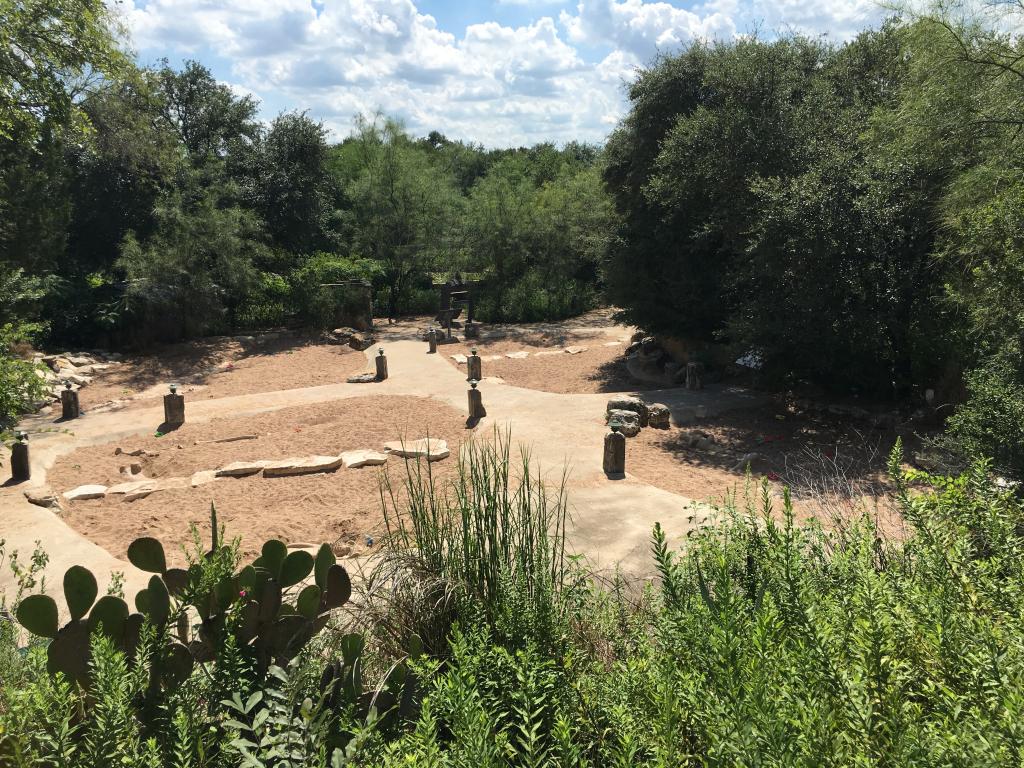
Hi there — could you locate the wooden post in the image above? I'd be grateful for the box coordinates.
[686,362,703,391]
[375,348,388,381]
[466,348,482,381]
[428,329,437,354]
[163,384,185,427]
[10,432,30,483]
[603,422,625,477]
[60,382,80,420]
[468,380,486,419]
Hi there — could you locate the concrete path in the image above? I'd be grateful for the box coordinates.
[0,333,763,602]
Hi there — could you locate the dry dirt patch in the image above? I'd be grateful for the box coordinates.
[50,395,468,565]
[79,333,367,412]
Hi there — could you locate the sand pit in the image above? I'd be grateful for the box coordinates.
[623,401,904,533]
[50,395,468,565]
[442,339,637,393]
[78,333,367,412]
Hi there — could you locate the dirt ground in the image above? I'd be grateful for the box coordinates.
[626,398,907,535]
[50,395,469,565]
[78,333,367,412]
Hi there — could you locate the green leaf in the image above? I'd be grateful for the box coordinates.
[127,537,166,573]
[324,564,351,608]
[89,595,129,638]
[279,550,314,588]
[16,594,59,638]
[314,543,335,589]
[146,574,171,624]
[259,539,287,578]
[63,566,98,621]
[297,584,321,619]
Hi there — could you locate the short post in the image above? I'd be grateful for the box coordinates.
[10,432,30,484]
[464,321,479,340]
[427,328,438,354]
[603,419,626,477]
[163,383,185,427]
[466,348,482,381]
[375,347,389,381]
[686,362,703,391]
[60,381,80,420]
[468,379,486,419]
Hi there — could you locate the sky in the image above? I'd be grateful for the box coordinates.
[112,0,886,148]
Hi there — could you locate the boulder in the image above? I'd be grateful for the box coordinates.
[341,449,389,468]
[63,484,107,501]
[383,438,450,461]
[646,403,671,429]
[606,396,648,426]
[625,341,642,357]
[24,486,61,510]
[67,355,95,367]
[323,327,355,345]
[215,460,270,477]
[346,372,378,384]
[263,455,344,477]
[348,332,375,351]
[607,409,641,437]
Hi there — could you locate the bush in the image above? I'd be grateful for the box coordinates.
[0,323,47,432]
[288,252,380,329]
[234,271,290,330]
[947,347,1024,477]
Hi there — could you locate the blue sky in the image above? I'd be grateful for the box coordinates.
[115,0,885,147]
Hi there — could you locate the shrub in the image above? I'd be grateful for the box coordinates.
[288,252,380,329]
[0,323,47,433]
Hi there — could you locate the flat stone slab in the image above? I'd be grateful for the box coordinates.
[346,372,378,384]
[341,449,389,469]
[383,438,450,462]
[24,487,61,510]
[505,351,530,359]
[191,470,218,487]
[263,455,343,477]
[64,484,107,501]
[215,460,270,477]
[564,346,587,354]
[451,354,468,364]
[108,480,159,495]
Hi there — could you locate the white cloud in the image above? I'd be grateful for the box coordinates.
[113,0,887,147]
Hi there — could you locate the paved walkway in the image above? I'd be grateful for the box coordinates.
[0,334,763,602]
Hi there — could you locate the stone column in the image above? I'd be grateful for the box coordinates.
[603,422,626,477]
[686,362,703,390]
[427,329,438,354]
[468,380,486,419]
[10,432,30,483]
[375,347,389,381]
[60,382,80,420]
[466,348,482,381]
[163,383,185,427]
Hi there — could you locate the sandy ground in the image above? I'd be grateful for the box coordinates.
[78,333,367,412]
[625,399,907,534]
[49,395,468,565]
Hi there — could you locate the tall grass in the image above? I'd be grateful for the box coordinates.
[375,429,570,649]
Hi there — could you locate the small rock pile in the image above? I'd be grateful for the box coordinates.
[605,396,671,437]
[322,327,375,351]
[33,351,122,405]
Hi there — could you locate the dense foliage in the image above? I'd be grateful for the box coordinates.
[602,6,1024,473]
[3,440,1024,765]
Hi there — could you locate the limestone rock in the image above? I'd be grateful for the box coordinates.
[24,487,61,510]
[647,403,671,429]
[323,327,355,345]
[505,351,529,360]
[341,449,389,468]
[607,409,641,437]
[215,460,270,477]
[348,332,374,351]
[606,396,648,426]
[115,447,159,457]
[191,470,218,487]
[383,438,450,461]
[451,354,468,364]
[64,484,107,501]
[67,355,95,367]
[263,455,344,477]
[346,372,378,384]
[564,346,587,354]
